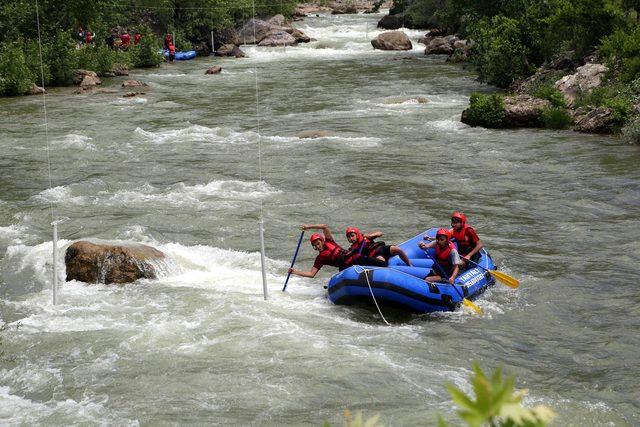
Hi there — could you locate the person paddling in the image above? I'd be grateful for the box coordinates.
[418,228,462,284]
[449,211,483,267]
[345,227,412,266]
[287,224,386,279]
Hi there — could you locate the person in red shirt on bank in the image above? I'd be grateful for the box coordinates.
[449,211,483,267]
[345,227,411,266]
[119,32,131,50]
[418,228,462,284]
[287,224,386,279]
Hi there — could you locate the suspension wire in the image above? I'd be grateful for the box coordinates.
[35,0,54,224]
[251,1,263,204]
[251,0,269,300]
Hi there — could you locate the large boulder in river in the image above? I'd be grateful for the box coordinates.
[65,241,165,284]
[238,18,279,44]
[258,31,297,47]
[377,13,414,29]
[503,95,551,127]
[267,14,287,27]
[554,63,608,107]
[286,28,311,43]
[217,44,246,58]
[330,1,358,14]
[424,35,460,55]
[73,69,101,87]
[371,31,412,51]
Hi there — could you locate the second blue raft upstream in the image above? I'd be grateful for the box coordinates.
[327,228,496,313]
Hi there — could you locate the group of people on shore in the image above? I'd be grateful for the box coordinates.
[288,211,483,285]
[75,26,142,50]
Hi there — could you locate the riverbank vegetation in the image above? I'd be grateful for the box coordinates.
[0,0,297,96]
[395,0,640,139]
[334,364,555,427]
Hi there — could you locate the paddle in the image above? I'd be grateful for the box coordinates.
[282,230,305,292]
[423,249,483,315]
[464,255,519,289]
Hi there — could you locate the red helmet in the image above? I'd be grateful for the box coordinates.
[436,228,451,240]
[309,233,324,244]
[345,226,363,242]
[451,211,466,224]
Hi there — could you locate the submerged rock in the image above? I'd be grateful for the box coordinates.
[297,130,333,138]
[122,80,148,88]
[65,241,165,285]
[371,31,412,51]
[205,66,222,74]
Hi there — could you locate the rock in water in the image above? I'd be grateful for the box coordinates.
[371,31,412,51]
[65,241,165,284]
[205,66,222,74]
[258,31,297,47]
[122,80,148,88]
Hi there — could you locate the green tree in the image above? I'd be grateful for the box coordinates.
[468,15,531,87]
[0,42,34,95]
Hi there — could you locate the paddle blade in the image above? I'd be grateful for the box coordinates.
[462,298,483,315]
[489,270,519,288]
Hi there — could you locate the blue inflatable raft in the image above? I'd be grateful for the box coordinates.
[162,49,197,60]
[327,228,496,313]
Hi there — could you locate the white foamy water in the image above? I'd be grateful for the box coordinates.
[134,124,256,145]
[52,134,96,151]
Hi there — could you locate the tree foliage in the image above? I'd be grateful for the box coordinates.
[0,0,297,91]
[440,363,555,427]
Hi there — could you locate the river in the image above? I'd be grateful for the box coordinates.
[0,11,639,426]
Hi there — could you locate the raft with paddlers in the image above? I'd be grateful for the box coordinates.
[162,49,197,60]
[326,228,508,314]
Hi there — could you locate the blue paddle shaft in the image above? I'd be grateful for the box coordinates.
[282,230,305,291]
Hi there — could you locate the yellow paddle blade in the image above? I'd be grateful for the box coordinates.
[489,270,519,288]
[463,298,483,315]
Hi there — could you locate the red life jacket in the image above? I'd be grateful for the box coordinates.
[169,43,176,54]
[353,238,384,258]
[435,242,455,275]
[450,225,476,256]
[320,240,346,267]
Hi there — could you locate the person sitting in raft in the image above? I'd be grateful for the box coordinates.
[288,224,387,278]
[418,228,463,284]
[345,226,412,266]
[168,42,176,62]
[449,211,483,267]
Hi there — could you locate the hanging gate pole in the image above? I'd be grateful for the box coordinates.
[210,31,215,54]
[52,222,58,305]
[259,220,268,300]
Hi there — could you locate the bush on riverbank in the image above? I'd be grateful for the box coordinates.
[464,93,505,128]
[0,43,34,96]
[541,107,571,129]
[622,118,640,144]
